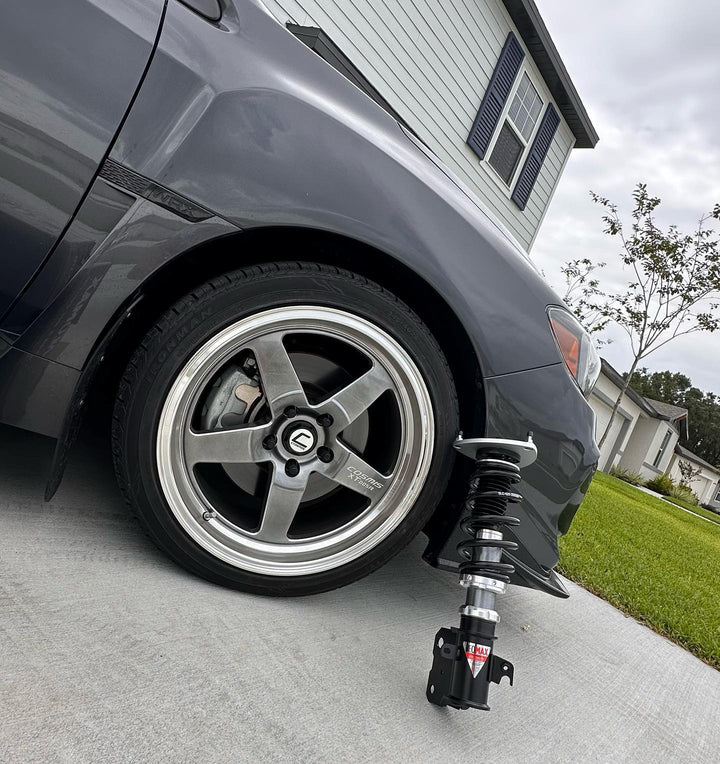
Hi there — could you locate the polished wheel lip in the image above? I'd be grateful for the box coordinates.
[156,306,435,576]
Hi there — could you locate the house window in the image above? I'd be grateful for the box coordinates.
[508,73,543,141]
[652,429,673,468]
[487,73,543,186]
[488,123,524,184]
[466,32,559,207]
[715,486,720,502]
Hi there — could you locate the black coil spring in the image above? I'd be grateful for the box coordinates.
[457,450,523,582]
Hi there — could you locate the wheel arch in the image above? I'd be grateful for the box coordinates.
[52,227,483,527]
[90,226,485,434]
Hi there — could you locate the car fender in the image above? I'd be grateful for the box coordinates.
[108,0,565,380]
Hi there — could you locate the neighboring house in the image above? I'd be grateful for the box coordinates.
[263,0,598,250]
[668,445,720,510]
[590,359,720,508]
[590,360,687,478]
[590,359,720,507]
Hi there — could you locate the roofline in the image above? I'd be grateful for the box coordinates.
[599,359,659,417]
[674,444,720,474]
[502,0,599,148]
[644,397,690,439]
[599,360,692,439]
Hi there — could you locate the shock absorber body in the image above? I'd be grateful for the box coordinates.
[426,435,537,710]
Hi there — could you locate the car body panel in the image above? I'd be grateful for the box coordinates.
[108,0,566,379]
[0,0,599,593]
[0,340,79,439]
[425,362,597,595]
[0,180,137,336]
[0,0,165,319]
[12,184,238,369]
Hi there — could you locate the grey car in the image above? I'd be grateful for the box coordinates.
[0,0,599,598]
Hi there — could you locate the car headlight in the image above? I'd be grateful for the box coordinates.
[547,306,601,397]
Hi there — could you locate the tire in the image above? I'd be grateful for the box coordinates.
[112,262,458,595]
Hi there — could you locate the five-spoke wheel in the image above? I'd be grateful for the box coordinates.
[114,263,457,595]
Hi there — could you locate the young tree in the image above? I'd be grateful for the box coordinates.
[678,459,702,486]
[560,257,611,343]
[592,184,720,450]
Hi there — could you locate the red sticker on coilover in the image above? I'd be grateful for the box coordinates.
[463,642,490,678]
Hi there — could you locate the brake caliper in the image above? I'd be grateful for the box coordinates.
[200,354,265,430]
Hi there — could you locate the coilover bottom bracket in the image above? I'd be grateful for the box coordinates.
[426,434,537,711]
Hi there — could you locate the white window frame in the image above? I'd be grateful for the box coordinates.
[483,68,545,194]
[652,429,673,469]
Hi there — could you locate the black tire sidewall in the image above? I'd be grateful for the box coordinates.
[116,264,458,595]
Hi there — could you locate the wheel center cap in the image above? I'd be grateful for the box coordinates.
[283,422,318,455]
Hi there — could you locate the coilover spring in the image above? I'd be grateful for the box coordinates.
[426,435,537,711]
[457,451,523,582]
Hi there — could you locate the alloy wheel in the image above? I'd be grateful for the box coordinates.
[156,306,435,575]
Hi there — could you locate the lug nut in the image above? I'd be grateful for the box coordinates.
[283,405,298,419]
[317,413,334,428]
[285,459,300,477]
[317,447,334,463]
[262,435,277,450]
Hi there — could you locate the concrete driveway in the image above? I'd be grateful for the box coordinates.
[1,423,718,763]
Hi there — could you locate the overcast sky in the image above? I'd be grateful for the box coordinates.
[532,0,720,395]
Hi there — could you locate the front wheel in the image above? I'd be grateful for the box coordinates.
[113,263,458,595]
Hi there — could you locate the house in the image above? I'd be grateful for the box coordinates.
[591,360,687,478]
[668,445,720,510]
[590,359,720,509]
[262,0,598,251]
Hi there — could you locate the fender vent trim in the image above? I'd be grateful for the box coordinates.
[99,159,214,222]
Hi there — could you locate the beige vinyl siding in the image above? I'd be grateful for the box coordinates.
[261,0,576,250]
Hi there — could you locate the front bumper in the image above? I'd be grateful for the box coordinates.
[424,361,599,597]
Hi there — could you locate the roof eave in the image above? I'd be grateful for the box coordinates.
[674,444,720,474]
[501,0,599,148]
[599,359,658,417]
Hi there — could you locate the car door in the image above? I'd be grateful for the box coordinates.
[0,0,164,321]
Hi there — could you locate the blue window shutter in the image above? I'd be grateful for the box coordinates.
[467,33,524,159]
[511,104,560,210]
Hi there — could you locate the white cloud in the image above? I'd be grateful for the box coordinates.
[532,0,720,394]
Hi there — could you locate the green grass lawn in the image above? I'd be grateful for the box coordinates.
[664,496,720,526]
[559,471,720,669]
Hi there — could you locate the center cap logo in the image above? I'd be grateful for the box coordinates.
[284,423,317,455]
